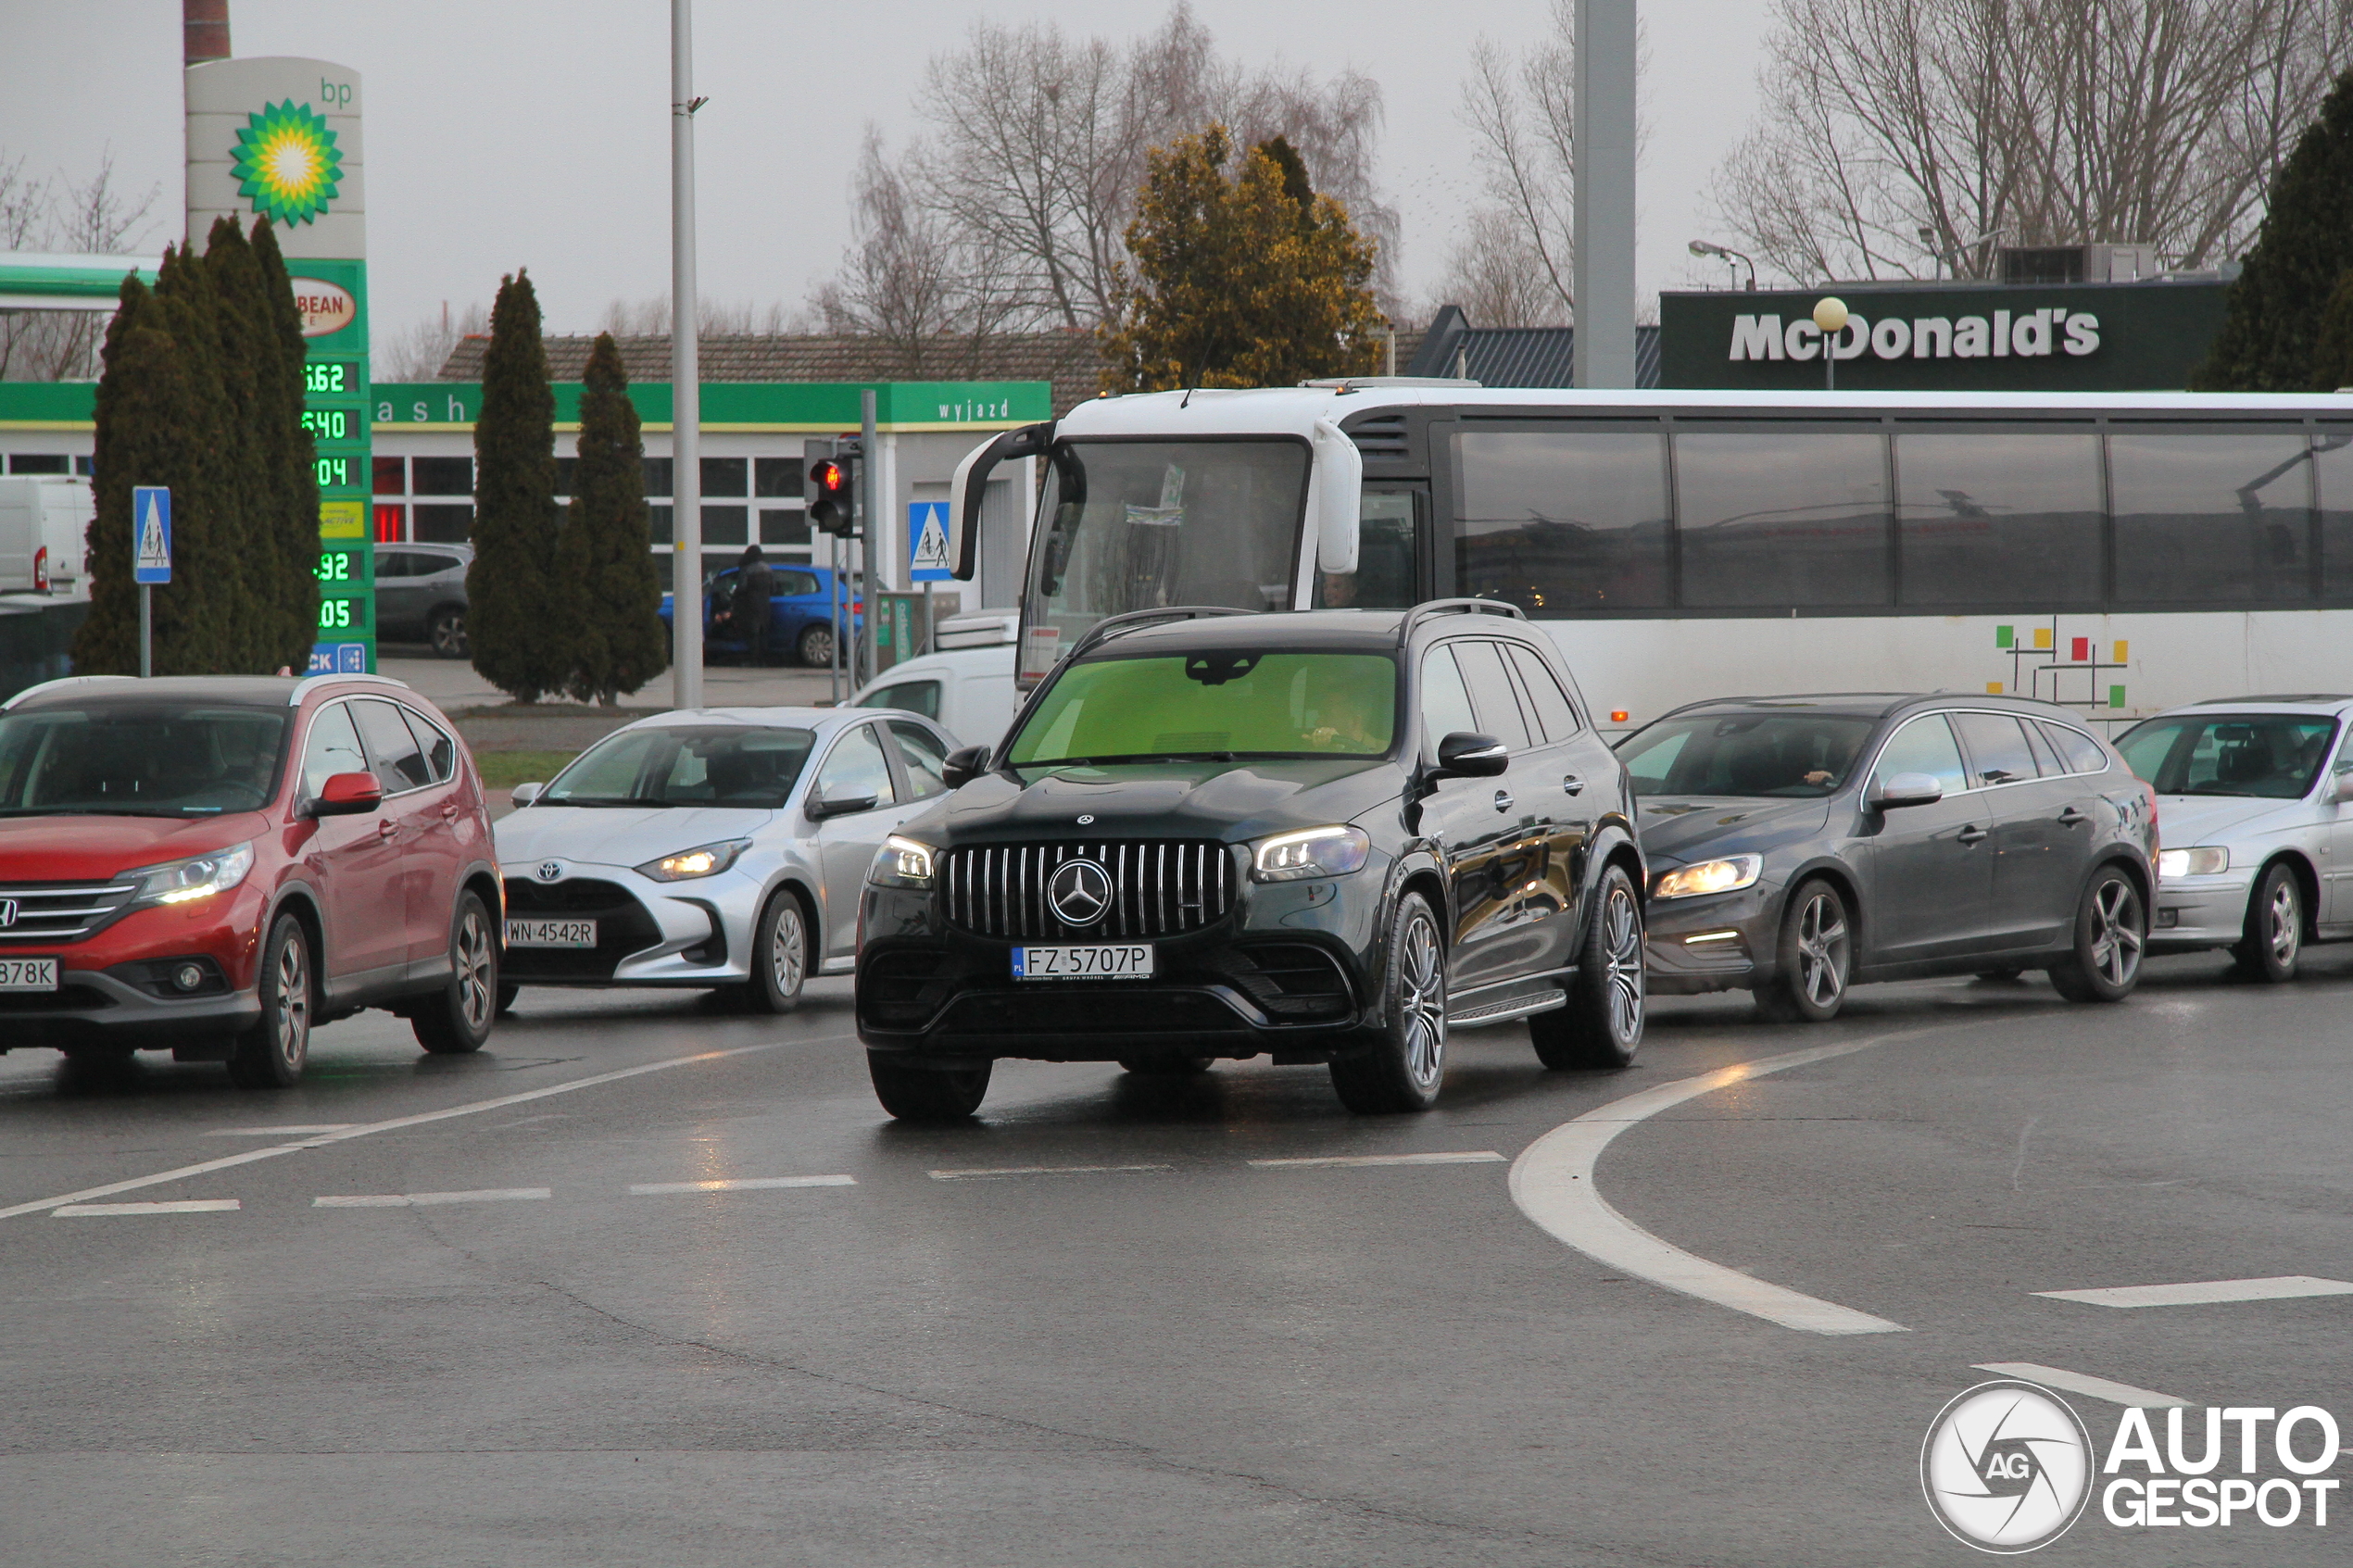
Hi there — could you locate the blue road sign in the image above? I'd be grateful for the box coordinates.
[308,643,368,675]
[908,500,953,583]
[132,487,171,584]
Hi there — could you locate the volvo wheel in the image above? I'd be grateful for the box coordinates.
[228,913,313,1088]
[1756,878,1851,1023]
[2047,865,2145,1003]
[1530,863,1645,1068]
[2233,861,2302,983]
[413,891,497,1054]
[1329,891,1447,1113]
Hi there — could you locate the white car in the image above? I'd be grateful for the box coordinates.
[850,609,1021,748]
[2115,695,2353,981]
[494,707,960,1010]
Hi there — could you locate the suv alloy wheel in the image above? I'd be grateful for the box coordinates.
[1330,891,1448,1113]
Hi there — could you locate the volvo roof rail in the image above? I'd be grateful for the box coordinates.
[1396,598,1525,646]
[1063,606,1253,664]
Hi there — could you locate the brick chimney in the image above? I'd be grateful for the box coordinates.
[184,0,231,66]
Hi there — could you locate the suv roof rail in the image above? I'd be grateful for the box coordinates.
[1396,597,1525,646]
[286,672,415,706]
[1064,605,1252,663]
[0,673,136,711]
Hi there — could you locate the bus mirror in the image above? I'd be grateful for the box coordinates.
[950,421,1054,583]
[1312,417,1362,576]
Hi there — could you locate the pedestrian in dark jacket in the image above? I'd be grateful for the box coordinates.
[732,545,774,665]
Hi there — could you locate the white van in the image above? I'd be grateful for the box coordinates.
[850,608,1020,750]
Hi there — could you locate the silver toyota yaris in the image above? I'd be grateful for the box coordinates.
[494,707,960,1010]
[2115,696,2353,982]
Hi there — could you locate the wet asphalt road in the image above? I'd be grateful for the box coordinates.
[2,953,2348,1567]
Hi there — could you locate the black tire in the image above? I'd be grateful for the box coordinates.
[2232,861,2302,983]
[228,913,313,1088]
[868,1052,991,1123]
[741,888,811,1013]
[2046,864,2146,1003]
[412,891,497,1054]
[798,623,835,668]
[496,983,521,1016]
[1329,891,1447,1113]
[1530,863,1646,1068]
[428,606,469,659]
[1117,1054,1213,1075]
[1755,878,1852,1023]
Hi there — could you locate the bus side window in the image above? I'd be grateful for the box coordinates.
[1318,491,1418,609]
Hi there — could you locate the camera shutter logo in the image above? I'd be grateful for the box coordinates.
[1048,859,1114,927]
[1921,1380,2094,1552]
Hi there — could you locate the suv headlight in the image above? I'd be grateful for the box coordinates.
[868,834,937,889]
[1654,854,1762,900]
[635,839,751,882]
[127,842,256,909]
[1251,825,1370,883]
[2157,846,2229,878]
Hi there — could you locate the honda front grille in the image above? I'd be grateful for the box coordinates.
[0,881,138,942]
[942,841,1235,939]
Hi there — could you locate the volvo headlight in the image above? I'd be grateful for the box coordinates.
[2157,846,2229,878]
[868,834,937,889]
[128,842,255,909]
[1653,854,1763,900]
[1251,824,1371,883]
[635,839,751,882]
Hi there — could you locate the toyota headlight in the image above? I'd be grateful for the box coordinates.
[127,842,255,909]
[1653,854,1763,900]
[868,834,937,889]
[1251,824,1371,883]
[635,839,751,883]
[2157,846,2229,878]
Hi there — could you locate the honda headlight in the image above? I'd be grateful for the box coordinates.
[1654,854,1763,900]
[1251,825,1370,883]
[868,834,937,889]
[2157,846,2229,878]
[635,839,751,883]
[128,842,256,909]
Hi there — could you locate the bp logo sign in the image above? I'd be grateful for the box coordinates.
[232,100,344,226]
[1921,1381,2094,1552]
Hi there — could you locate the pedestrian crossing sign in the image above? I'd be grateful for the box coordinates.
[132,487,171,584]
[908,500,953,582]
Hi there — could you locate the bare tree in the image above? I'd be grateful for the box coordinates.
[594,296,792,337]
[375,299,490,381]
[0,151,159,381]
[1714,0,2353,285]
[1440,208,1573,329]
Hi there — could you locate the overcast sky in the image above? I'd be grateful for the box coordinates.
[2,0,1772,362]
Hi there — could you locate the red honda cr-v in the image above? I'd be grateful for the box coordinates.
[0,673,503,1085]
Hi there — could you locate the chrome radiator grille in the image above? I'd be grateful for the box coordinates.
[942,841,1235,939]
[0,880,137,942]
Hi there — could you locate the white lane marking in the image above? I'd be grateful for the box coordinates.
[201,1124,358,1136]
[1510,1032,1943,1336]
[2036,1275,2353,1310]
[1249,1150,1505,1169]
[52,1199,242,1217]
[928,1164,1174,1180]
[1973,1362,2191,1408]
[314,1187,550,1208]
[0,1035,835,1222]
[629,1175,856,1195]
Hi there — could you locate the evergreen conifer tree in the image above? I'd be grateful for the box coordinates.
[247,218,322,669]
[72,278,186,674]
[2191,69,2353,391]
[467,270,567,700]
[145,244,238,671]
[200,217,274,666]
[559,332,666,704]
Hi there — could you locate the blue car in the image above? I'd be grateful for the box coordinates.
[659,564,862,668]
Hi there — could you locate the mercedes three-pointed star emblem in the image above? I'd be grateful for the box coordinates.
[1048,858,1114,926]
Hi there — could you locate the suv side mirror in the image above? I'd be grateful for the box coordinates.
[942,745,991,789]
[510,782,544,807]
[804,789,878,822]
[306,771,383,818]
[1869,771,1944,809]
[1433,732,1509,779]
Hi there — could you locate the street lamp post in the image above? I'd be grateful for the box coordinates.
[1812,297,1849,392]
[670,0,705,709]
[1688,239,1755,291]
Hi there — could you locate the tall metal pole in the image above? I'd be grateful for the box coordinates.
[859,388,879,688]
[669,0,704,709]
[1571,0,1638,388]
[139,585,151,678]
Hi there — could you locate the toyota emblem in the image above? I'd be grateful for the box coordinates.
[0,898,16,928]
[1048,858,1114,927]
[1076,814,1094,824]
[535,860,563,883]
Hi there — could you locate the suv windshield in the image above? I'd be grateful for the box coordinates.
[544,724,816,808]
[1027,440,1311,656]
[1007,651,1397,766]
[1618,712,1874,798]
[0,704,288,816]
[2116,714,2338,798]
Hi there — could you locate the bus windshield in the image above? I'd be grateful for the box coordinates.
[1026,439,1310,671]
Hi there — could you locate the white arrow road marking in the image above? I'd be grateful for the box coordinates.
[1971,1363,2190,1408]
[1509,1031,1956,1336]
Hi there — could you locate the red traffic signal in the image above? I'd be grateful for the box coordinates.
[808,458,854,535]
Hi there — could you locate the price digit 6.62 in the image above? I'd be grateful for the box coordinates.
[304,361,349,395]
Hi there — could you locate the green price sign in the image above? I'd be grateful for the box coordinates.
[317,596,369,633]
[304,360,358,396]
[301,406,361,444]
[315,547,366,585]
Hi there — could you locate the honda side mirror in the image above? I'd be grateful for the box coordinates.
[1869,771,1944,809]
[306,771,383,818]
[510,782,543,807]
[942,746,991,789]
[804,790,878,822]
[1434,732,1509,779]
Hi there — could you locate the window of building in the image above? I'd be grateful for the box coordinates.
[553,457,576,497]
[7,454,69,474]
[411,456,472,495]
[1895,432,2102,607]
[372,504,405,543]
[755,457,802,497]
[1676,430,1891,608]
[371,456,405,495]
[412,504,472,543]
[649,505,672,544]
[701,458,747,497]
[761,508,810,547]
[2109,432,2312,604]
[1453,429,1669,614]
[701,505,749,546]
[642,458,673,496]
[2315,433,2353,601]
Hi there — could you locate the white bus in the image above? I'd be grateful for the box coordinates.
[947,384,2353,731]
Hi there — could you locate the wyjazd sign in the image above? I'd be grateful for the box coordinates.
[1658,280,2231,392]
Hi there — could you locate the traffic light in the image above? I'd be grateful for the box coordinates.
[804,436,861,537]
